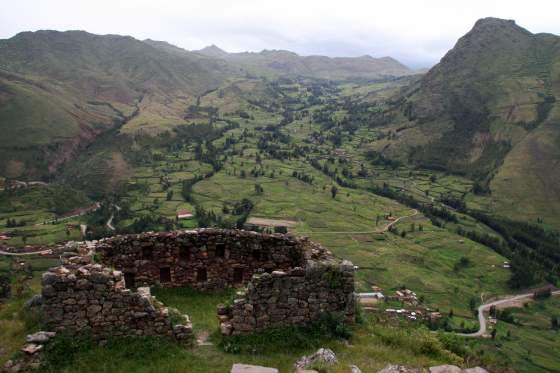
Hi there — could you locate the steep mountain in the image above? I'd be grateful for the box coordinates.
[194,46,414,79]
[0,30,234,179]
[379,18,560,226]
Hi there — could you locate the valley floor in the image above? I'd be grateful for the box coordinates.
[1,77,559,372]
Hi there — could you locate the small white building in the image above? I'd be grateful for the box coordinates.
[359,292,385,300]
[177,209,194,220]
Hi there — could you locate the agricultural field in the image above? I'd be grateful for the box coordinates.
[0,78,522,312]
[0,185,91,246]
[0,77,558,372]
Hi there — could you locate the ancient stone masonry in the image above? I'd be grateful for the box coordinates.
[38,228,355,339]
[40,263,192,340]
[218,260,355,336]
[96,229,309,290]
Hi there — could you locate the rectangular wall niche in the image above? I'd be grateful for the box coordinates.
[180,247,190,261]
[215,243,225,258]
[142,247,153,260]
[160,267,171,283]
[197,268,207,282]
[233,268,244,284]
[124,272,136,288]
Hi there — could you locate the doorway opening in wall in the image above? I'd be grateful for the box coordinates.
[215,243,225,258]
[233,267,244,284]
[180,247,190,261]
[252,249,261,261]
[142,247,153,260]
[124,272,136,288]
[160,267,171,283]
[197,268,207,282]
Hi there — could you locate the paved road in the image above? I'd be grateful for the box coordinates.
[458,290,560,337]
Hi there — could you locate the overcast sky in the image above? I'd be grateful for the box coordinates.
[1,0,559,68]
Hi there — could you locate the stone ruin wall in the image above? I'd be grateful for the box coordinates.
[95,229,308,290]
[40,262,192,340]
[39,229,355,339]
[218,260,355,336]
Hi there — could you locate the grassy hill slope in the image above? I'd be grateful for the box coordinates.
[377,18,560,227]
[0,30,235,179]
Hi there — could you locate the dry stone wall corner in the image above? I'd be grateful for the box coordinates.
[40,264,192,341]
[218,260,355,335]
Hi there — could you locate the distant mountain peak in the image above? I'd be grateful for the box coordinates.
[473,17,517,27]
[198,44,228,57]
[466,17,531,41]
[430,17,534,72]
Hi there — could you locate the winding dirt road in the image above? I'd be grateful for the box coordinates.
[296,209,419,235]
[0,249,52,256]
[458,290,560,337]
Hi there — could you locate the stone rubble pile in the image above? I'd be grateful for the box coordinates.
[3,332,56,373]
[378,365,423,373]
[294,348,338,371]
[378,365,489,373]
[429,366,489,373]
[230,364,279,373]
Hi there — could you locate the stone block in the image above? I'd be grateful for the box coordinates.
[230,364,278,373]
[428,366,462,373]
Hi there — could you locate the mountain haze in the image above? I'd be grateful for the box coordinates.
[194,45,414,79]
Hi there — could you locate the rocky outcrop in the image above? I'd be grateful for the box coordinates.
[429,366,488,373]
[230,364,279,373]
[377,365,489,373]
[294,348,338,371]
[3,331,56,373]
[378,366,422,373]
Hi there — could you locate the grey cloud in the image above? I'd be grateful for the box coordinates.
[1,0,559,68]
